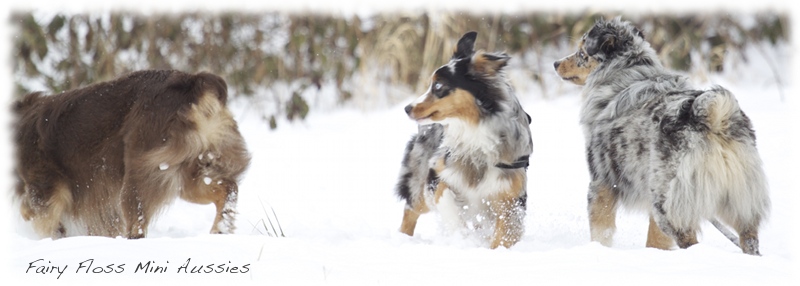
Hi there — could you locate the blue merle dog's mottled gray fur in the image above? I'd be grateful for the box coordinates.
[558,18,770,255]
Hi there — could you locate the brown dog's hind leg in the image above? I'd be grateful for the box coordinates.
[120,186,147,239]
[23,179,72,239]
[182,178,240,234]
[119,156,169,239]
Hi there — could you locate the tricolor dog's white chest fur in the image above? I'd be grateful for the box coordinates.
[436,119,511,199]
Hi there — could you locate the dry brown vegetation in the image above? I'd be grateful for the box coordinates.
[12,11,787,128]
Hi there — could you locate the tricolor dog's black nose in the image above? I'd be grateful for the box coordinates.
[404,104,413,115]
[553,61,560,70]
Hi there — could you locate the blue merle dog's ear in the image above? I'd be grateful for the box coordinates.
[585,28,618,57]
[453,31,478,59]
[633,26,645,40]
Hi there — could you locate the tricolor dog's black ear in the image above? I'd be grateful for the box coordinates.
[453,31,478,59]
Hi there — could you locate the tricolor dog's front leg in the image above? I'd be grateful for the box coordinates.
[430,155,466,235]
[489,172,526,249]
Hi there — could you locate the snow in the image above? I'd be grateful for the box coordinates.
[6,61,798,285]
[2,1,799,285]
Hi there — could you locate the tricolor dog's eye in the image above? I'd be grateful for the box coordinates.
[578,50,586,59]
[432,81,449,98]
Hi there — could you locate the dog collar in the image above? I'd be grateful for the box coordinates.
[495,155,529,169]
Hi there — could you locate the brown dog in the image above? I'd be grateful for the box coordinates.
[14,70,251,239]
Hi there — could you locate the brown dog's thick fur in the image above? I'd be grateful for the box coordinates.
[14,70,251,239]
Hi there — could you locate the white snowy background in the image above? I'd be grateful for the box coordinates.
[1,1,798,285]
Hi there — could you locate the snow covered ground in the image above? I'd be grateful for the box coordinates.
[1,4,797,281]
